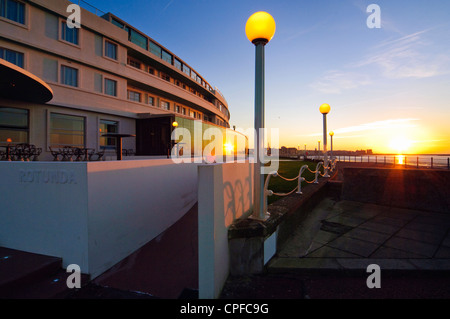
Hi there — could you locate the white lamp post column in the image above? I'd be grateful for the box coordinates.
[246,11,276,220]
[319,103,331,177]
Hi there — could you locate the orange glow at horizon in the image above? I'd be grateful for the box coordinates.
[278,118,449,155]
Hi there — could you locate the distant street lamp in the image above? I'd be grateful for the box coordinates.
[329,131,334,160]
[320,103,331,177]
[246,11,276,220]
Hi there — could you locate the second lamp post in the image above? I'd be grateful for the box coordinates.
[319,103,331,177]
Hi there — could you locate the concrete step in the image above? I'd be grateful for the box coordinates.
[0,246,88,299]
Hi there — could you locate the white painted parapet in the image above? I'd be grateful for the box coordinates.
[0,159,199,278]
[198,162,254,299]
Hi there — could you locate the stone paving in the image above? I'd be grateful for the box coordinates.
[268,198,450,273]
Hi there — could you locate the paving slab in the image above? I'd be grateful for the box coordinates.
[370,246,428,259]
[434,246,450,258]
[358,220,401,235]
[313,230,340,245]
[306,246,359,258]
[371,215,409,227]
[403,220,449,234]
[343,227,392,244]
[327,236,380,257]
[395,228,446,245]
[442,234,450,248]
[383,236,438,258]
[326,215,368,228]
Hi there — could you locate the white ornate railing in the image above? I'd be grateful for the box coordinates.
[262,159,337,214]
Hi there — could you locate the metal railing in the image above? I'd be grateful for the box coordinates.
[262,159,337,215]
[75,0,106,16]
[333,155,450,170]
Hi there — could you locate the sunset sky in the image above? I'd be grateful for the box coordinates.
[87,0,450,154]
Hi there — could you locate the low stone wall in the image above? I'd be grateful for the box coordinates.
[228,172,335,276]
[341,167,450,213]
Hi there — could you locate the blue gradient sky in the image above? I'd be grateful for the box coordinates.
[86,0,450,154]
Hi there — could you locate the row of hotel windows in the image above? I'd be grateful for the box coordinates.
[127,55,230,119]
[127,56,215,105]
[126,89,211,122]
[0,107,117,149]
[1,43,228,122]
[110,17,214,93]
[0,45,228,128]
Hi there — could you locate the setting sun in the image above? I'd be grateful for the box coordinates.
[389,136,413,154]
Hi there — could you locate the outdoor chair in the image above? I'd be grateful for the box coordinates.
[89,148,105,161]
[49,147,62,161]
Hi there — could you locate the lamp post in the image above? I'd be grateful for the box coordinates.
[329,131,334,160]
[319,103,330,177]
[246,11,276,220]
[318,140,320,158]
[6,138,12,161]
[172,121,179,157]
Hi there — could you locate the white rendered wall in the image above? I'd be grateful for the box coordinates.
[198,162,254,299]
[0,162,90,271]
[86,159,199,278]
[0,159,199,278]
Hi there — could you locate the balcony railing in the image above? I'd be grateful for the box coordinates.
[74,0,106,17]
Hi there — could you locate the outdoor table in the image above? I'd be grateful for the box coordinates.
[0,145,12,161]
[101,133,136,160]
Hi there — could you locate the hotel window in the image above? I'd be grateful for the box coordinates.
[149,41,161,58]
[148,67,155,75]
[104,40,118,60]
[182,107,186,115]
[99,119,118,149]
[0,47,24,68]
[197,113,202,120]
[160,101,170,111]
[175,105,180,113]
[182,65,190,77]
[60,65,78,87]
[104,78,117,96]
[0,107,28,145]
[49,113,85,148]
[127,56,141,69]
[61,21,79,45]
[161,50,172,65]
[0,0,25,24]
[174,59,182,71]
[129,29,147,50]
[148,96,155,106]
[161,73,170,82]
[190,110,196,118]
[111,18,129,33]
[127,90,141,102]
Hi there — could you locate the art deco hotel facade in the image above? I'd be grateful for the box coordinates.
[0,0,244,160]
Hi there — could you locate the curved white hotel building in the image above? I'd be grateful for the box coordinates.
[0,0,244,160]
